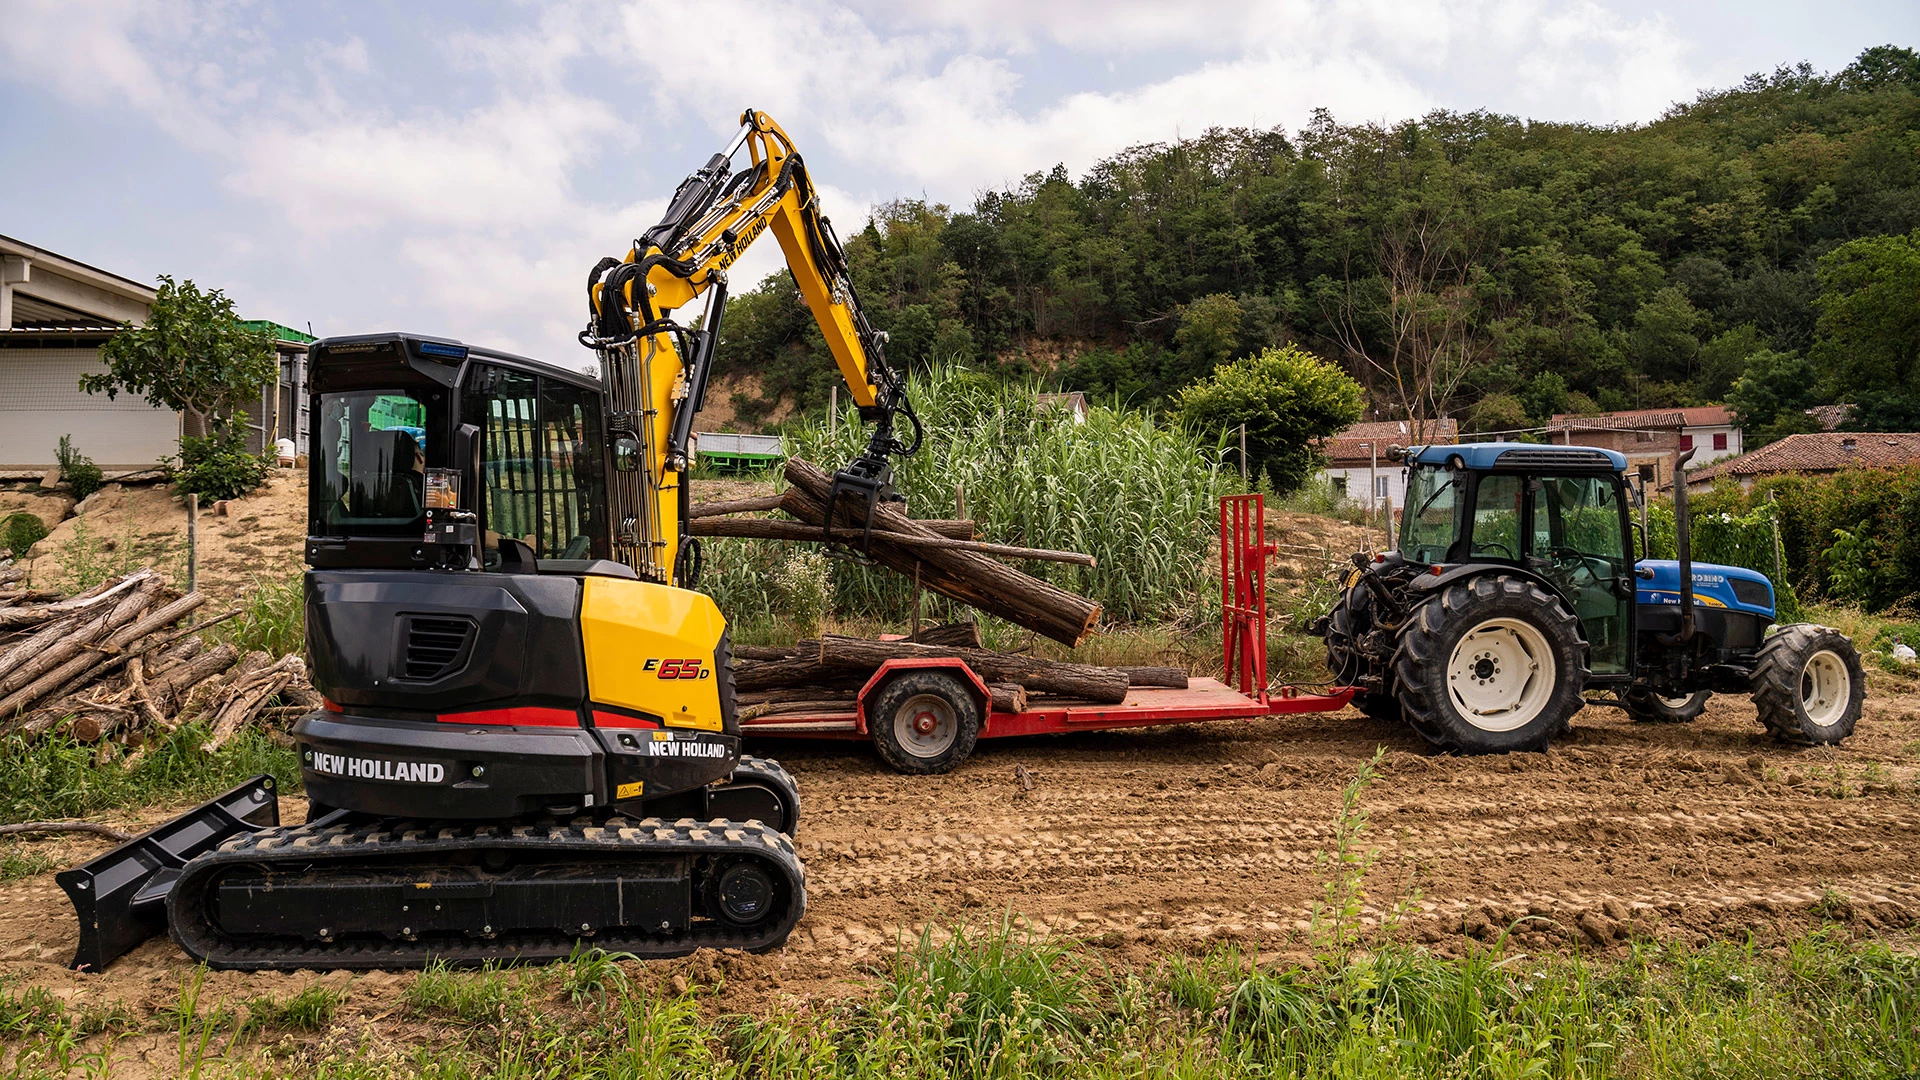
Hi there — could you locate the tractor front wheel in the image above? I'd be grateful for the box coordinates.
[1622,688,1710,723]
[1394,574,1589,753]
[1751,625,1863,745]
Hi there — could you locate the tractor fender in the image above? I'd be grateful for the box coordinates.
[854,658,991,736]
[1407,563,1575,614]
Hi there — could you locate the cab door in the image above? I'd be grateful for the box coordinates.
[1527,475,1633,675]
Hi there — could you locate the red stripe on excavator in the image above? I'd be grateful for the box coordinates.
[437,707,580,728]
[591,709,660,729]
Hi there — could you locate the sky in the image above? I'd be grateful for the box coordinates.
[3,1,1915,372]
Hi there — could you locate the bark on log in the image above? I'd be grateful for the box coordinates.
[732,645,801,662]
[0,821,133,842]
[146,636,204,680]
[688,517,1080,562]
[734,683,866,706]
[0,569,154,630]
[1119,666,1190,689]
[155,643,240,707]
[989,683,1028,713]
[182,650,271,720]
[782,460,1101,646]
[909,622,983,649]
[733,654,838,693]
[204,656,302,751]
[126,657,166,730]
[0,611,116,699]
[690,493,978,539]
[33,591,205,709]
[814,635,1128,704]
[0,615,82,684]
[739,697,856,721]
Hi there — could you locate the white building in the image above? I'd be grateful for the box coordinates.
[1548,406,1744,468]
[1319,419,1459,514]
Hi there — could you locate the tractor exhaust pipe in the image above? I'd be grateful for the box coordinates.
[1667,447,1698,644]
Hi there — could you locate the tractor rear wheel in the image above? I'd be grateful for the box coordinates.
[1622,688,1710,723]
[1751,624,1863,745]
[868,670,982,775]
[1394,573,1589,753]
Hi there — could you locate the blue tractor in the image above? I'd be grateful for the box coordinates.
[1317,443,1863,754]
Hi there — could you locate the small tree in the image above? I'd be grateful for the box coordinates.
[86,275,276,436]
[85,275,277,498]
[1176,344,1365,492]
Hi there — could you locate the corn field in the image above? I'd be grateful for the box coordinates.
[698,366,1228,634]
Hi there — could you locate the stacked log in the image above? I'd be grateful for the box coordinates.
[0,571,315,754]
[728,627,1188,714]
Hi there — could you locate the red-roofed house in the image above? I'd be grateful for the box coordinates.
[1318,419,1457,511]
[1683,432,1920,492]
[1546,405,1742,490]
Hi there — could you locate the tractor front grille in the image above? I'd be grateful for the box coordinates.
[401,616,477,680]
[1729,578,1772,609]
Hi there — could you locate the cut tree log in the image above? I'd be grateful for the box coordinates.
[908,622,982,648]
[145,635,204,680]
[181,650,271,720]
[732,645,802,662]
[203,655,303,751]
[0,579,162,726]
[781,460,1101,646]
[813,635,1129,704]
[739,697,856,721]
[989,683,1028,713]
[154,643,240,710]
[0,568,154,630]
[687,517,1079,561]
[0,614,82,684]
[688,493,786,518]
[33,591,207,709]
[1118,666,1189,689]
[734,684,865,707]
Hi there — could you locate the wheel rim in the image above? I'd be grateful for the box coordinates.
[893,693,957,758]
[1446,618,1557,732]
[1657,693,1697,710]
[1799,650,1851,728]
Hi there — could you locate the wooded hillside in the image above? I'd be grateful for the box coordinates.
[716,46,1920,444]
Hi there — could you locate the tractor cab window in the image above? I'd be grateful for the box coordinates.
[312,390,443,537]
[1530,476,1630,675]
[1470,474,1525,561]
[464,365,609,568]
[1399,466,1463,563]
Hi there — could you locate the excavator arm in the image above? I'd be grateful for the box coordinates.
[582,109,920,584]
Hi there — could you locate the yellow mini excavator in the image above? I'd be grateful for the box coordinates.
[59,109,920,971]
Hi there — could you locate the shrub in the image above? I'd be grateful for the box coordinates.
[1174,344,1365,493]
[170,426,271,501]
[54,435,104,499]
[1,513,49,558]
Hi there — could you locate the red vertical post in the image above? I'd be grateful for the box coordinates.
[1220,494,1272,703]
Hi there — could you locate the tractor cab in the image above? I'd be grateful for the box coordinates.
[1399,444,1637,678]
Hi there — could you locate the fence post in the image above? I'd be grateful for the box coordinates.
[186,493,198,594]
[1768,490,1787,601]
[1238,423,1248,483]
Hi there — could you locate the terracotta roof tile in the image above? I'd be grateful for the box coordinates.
[1688,432,1920,483]
[1320,419,1457,464]
[1549,405,1733,430]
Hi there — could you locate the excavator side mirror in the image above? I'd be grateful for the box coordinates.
[613,436,641,473]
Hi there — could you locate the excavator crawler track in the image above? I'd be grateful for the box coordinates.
[166,814,806,971]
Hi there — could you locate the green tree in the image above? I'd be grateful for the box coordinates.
[1811,229,1920,429]
[1165,293,1245,389]
[1175,344,1364,492]
[1728,348,1820,447]
[87,276,276,433]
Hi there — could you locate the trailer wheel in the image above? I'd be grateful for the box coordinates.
[1622,688,1710,723]
[1394,573,1589,754]
[1751,624,1863,745]
[868,670,981,775]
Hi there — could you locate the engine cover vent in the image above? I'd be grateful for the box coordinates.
[1494,447,1616,469]
[401,616,477,680]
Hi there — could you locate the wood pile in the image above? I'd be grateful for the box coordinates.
[690,458,1102,646]
[730,622,1187,719]
[0,566,319,757]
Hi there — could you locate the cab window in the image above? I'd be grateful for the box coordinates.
[312,389,440,537]
[1470,474,1524,560]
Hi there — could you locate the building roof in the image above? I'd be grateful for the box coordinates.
[0,234,156,297]
[1688,432,1920,484]
[1804,404,1855,431]
[1548,405,1733,431]
[1322,418,1457,464]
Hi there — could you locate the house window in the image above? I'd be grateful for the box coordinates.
[1713,432,1728,451]
[1679,434,1694,451]
[1330,475,1347,495]
[1374,475,1390,500]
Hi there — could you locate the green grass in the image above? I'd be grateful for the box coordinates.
[0,846,56,882]
[0,722,298,823]
[9,926,1906,1079]
[206,571,305,656]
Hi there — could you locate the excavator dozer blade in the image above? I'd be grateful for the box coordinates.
[56,775,281,972]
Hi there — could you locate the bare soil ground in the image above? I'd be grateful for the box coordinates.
[3,680,1916,1049]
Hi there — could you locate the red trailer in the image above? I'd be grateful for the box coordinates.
[740,495,1356,773]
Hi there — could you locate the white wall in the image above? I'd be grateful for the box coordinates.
[1681,424,1742,465]
[0,349,179,468]
[1324,465,1403,513]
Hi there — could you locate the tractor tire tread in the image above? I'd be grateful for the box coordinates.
[1750,624,1863,746]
